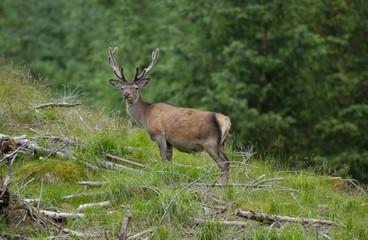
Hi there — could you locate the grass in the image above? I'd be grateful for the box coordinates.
[0,57,367,239]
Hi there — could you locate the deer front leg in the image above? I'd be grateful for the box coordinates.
[153,135,169,162]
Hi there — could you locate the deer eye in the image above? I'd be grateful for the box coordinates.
[134,87,139,90]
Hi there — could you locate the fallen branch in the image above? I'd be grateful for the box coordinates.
[235,209,339,227]
[119,204,131,240]
[35,102,81,109]
[0,134,71,160]
[77,201,111,212]
[78,181,108,187]
[100,160,139,173]
[127,228,153,240]
[62,191,105,200]
[194,218,249,227]
[39,210,85,220]
[104,153,146,168]
[61,228,97,238]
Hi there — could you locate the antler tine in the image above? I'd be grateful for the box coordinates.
[108,47,127,82]
[134,48,159,82]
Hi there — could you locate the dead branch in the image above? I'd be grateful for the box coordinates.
[100,160,139,173]
[194,218,249,227]
[1,153,17,197]
[104,153,146,168]
[235,209,340,227]
[39,210,85,220]
[0,232,28,240]
[127,228,153,240]
[61,228,97,238]
[77,201,111,212]
[0,133,71,160]
[34,102,81,109]
[119,204,131,240]
[78,181,108,187]
[62,191,105,200]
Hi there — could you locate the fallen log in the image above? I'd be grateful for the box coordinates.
[194,218,249,227]
[235,209,339,226]
[34,102,81,109]
[39,210,85,220]
[77,201,111,212]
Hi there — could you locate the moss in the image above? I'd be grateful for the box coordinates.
[18,160,81,183]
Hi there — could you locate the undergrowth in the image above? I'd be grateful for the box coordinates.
[0,57,367,239]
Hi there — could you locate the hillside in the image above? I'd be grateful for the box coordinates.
[0,58,367,239]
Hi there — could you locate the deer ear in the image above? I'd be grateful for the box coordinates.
[109,79,124,88]
[137,78,150,88]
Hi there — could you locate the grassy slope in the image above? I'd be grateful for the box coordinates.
[0,58,367,239]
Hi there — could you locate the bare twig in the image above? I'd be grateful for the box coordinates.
[1,153,17,197]
[35,102,81,109]
[0,141,28,163]
[100,160,139,173]
[62,191,105,200]
[37,178,44,209]
[78,181,108,187]
[127,229,153,240]
[119,204,131,240]
[235,209,340,227]
[104,153,146,168]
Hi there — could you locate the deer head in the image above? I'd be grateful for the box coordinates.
[108,47,159,104]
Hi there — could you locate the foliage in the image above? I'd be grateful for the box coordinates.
[0,0,367,181]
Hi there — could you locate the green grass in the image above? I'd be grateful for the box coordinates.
[1,57,367,239]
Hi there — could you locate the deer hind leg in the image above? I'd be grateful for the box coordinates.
[203,141,230,181]
[166,142,173,162]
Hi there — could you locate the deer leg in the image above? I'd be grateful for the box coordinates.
[203,142,229,181]
[153,135,169,161]
[166,142,173,162]
[219,144,230,177]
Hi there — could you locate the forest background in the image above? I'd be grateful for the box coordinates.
[0,0,367,182]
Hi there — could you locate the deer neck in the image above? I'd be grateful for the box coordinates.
[126,93,150,127]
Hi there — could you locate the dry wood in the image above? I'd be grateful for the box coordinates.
[235,209,339,226]
[39,210,85,219]
[61,228,97,238]
[62,191,105,199]
[104,153,146,168]
[78,181,108,187]
[194,218,249,227]
[100,160,139,173]
[0,133,70,160]
[34,102,81,109]
[77,201,111,212]
[127,228,153,240]
[1,153,17,197]
[119,204,131,240]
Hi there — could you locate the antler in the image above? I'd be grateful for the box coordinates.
[108,47,127,82]
[133,48,159,82]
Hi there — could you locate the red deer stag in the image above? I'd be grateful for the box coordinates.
[107,47,231,179]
